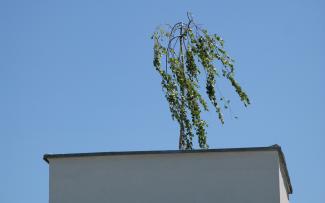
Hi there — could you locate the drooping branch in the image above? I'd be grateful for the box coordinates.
[152,12,250,150]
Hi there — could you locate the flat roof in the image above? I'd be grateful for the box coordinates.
[43,144,292,194]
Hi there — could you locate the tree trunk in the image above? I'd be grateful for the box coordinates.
[178,24,187,150]
[178,123,185,150]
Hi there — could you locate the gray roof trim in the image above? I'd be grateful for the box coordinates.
[276,145,293,195]
[43,144,292,194]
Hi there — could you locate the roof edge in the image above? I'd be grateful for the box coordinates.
[43,144,292,194]
[44,146,276,163]
[272,144,293,195]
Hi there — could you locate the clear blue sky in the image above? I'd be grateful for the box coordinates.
[0,0,324,202]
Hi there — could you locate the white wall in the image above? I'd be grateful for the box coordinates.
[279,167,290,203]
[49,151,281,203]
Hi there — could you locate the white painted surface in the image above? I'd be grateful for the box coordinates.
[279,168,290,203]
[48,151,284,203]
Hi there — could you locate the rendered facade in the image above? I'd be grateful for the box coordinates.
[44,145,292,203]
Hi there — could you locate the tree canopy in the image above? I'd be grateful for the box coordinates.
[152,13,250,150]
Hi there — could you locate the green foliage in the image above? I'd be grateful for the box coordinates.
[152,13,250,150]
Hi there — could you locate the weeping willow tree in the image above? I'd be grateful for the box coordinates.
[152,13,250,150]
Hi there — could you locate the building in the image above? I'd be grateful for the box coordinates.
[44,145,292,203]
